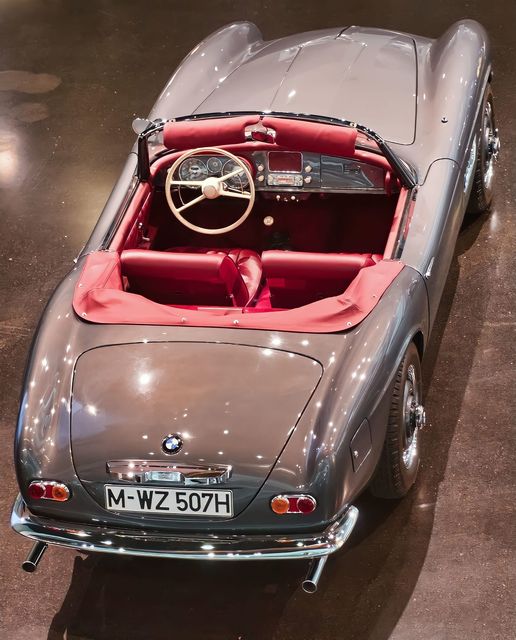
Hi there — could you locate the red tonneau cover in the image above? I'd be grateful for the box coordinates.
[73,252,403,333]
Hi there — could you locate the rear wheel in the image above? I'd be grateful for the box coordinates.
[370,342,426,499]
[466,86,499,215]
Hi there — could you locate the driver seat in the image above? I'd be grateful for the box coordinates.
[121,249,254,307]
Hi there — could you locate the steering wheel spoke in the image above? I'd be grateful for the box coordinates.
[219,167,245,183]
[176,193,206,212]
[222,189,252,199]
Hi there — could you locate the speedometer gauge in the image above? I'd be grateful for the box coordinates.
[222,160,249,189]
[207,156,223,174]
[178,158,208,181]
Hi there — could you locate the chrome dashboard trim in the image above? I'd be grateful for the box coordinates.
[11,495,358,561]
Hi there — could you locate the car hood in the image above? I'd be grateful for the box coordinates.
[71,341,323,518]
[151,26,417,144]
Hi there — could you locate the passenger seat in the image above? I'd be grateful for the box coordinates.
[261,250,375,308]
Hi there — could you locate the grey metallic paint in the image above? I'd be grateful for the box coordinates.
[14,261,427,534]
[12,20,493,554]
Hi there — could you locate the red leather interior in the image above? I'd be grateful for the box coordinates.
[262,117,357,158]
[261,250,375,308]
[120,249,250,307]
[168,247,263,303]
[74,251,404,333]
[163,115,260,150]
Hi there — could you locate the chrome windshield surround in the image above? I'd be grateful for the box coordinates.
[106,460,232,485]
[11,495,358,561]
[136,110,417,188]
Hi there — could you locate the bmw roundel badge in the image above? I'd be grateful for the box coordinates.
[162,434,183,455]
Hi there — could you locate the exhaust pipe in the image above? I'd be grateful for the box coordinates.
[22,541,48,573]
[302,555,328,594]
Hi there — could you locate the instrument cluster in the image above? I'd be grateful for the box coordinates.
[176,151,386,194]
[178,155,250,189]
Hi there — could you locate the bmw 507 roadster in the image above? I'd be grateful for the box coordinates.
[12,19,498,593]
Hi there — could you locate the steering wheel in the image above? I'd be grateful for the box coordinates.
[165,147,255,235]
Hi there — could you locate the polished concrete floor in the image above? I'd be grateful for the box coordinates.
[0,1,515,639]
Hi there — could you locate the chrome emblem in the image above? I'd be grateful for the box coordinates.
[162,434,183,455]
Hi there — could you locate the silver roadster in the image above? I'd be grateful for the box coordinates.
[12,19,498,593]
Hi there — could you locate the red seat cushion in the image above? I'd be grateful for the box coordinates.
[168,247,263,304]
[262,250,375,308]
[121,249,249,307]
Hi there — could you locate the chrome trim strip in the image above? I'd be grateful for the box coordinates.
[11,495,358,561]
[106,460,232,485]
[424,257,435,279]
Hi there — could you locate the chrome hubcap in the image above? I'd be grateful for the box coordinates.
[483,101,499,192]
[402,364,425,469]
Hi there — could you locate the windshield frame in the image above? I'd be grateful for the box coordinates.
[136,110,417,188]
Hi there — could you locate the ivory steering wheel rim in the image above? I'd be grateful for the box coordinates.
[165,147,255,235]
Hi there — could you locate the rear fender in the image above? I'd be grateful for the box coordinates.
[256,265,429,526]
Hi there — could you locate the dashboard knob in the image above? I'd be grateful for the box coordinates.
[305,165,312,173]
[257,175,265,182]
[304,175,312,184]
[257,164,265,172]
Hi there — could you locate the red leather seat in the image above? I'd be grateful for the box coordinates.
[168,247,263,304]
[121,249,250,307]
[261,250,375,308]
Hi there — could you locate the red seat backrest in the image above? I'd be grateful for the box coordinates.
[262,250,375,308]
[120,250,249,307]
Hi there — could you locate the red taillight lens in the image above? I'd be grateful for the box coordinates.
[27,482,45,500]
[28,481,70,502]
[296,496,317,514]
[270,494,317,515]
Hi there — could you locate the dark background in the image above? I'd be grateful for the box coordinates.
[0,1,514,639]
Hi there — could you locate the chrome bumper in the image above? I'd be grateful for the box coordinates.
[11,494,358,561]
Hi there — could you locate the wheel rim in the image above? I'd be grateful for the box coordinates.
[482,101,499,193]
[402,364,425,470]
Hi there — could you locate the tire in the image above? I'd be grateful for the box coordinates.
[370,342,425,499]
[466,86,499,215]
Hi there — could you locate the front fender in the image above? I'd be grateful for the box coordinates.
[148,21,263,121]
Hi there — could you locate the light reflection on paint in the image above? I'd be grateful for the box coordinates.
[0,130,19,186]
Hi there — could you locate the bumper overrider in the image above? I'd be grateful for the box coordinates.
[12,495,358,592]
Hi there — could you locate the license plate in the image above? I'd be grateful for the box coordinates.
[104,485,233,517]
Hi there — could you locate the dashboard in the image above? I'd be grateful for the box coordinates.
[176,151,386,194]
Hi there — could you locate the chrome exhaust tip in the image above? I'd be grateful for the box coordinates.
[302,555,328,594]
[22,541,47,572]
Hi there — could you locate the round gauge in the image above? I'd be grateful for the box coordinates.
[207,156,223,174]
[222,160,249,189]
[178,157,208,181]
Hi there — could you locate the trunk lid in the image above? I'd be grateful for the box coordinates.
[71,342,322,518]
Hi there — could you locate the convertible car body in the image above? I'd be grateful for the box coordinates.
[12,20,498,592]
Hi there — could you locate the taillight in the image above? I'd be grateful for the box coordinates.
[270,494,317,515]
[28,481,70,502]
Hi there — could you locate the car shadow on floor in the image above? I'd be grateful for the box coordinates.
[45,212,491,640]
